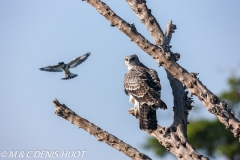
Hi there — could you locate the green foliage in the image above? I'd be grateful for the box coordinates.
[219,77,240,118]
[143,76,240,159]
[220,77,240,103]
[188,119,240,159]
[143,136,167,156]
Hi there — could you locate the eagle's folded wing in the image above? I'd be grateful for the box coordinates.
[124,67,160,106]
[148,69,162,90]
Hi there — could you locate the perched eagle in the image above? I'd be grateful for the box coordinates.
[123,54,167,131]
[39,52,90,80]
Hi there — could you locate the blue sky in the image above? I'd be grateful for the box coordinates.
[0,0,240,160]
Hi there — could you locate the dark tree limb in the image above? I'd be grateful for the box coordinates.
[53,99,152,160]
[149,125,209,160]
[126,0,164,46]
[53,99,208,160]
[126,0,188,132]
[83,0,240,141]
[126,0,193,155]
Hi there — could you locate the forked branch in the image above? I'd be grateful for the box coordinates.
[53,99,208,160]
[83,0,240,141]
[53,99,152,160]
[126,0,188,132]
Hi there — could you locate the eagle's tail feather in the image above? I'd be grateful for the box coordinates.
[139,104,157,131]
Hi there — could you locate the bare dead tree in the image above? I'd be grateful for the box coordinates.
[53,99,205,160]
[52,0,240,159]
[82,0,240,140]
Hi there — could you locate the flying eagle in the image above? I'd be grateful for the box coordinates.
[39,52,90,80]
[123,54,167,131]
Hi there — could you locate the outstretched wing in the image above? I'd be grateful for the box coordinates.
[68,52,91,68]
[39,65,63,72]
[124,66,162,108]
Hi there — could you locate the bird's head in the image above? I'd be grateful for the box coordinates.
[124,54,140,70]
[58,62,64,65]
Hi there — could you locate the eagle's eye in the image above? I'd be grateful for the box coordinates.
[125,58,129,62]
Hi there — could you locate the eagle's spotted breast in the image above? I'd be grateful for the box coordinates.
[124,66,161,107]
[124,64,167,131]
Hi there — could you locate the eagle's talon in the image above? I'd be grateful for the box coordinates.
[128,108,139,118]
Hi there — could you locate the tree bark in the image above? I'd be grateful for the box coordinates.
[127,0,194,157]
[52,0,240,159]
[53,99,208,160]
[126,0,189,134]
[53,99,152,160]
[83,0,240,142]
